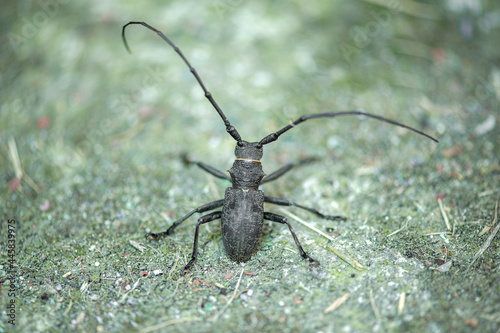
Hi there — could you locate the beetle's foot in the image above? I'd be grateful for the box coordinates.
[181,153,192,166]
[323,214,347,221]
[180,260,196,276]
[310,259,320,266]
[305,256,320,266]
[145,231,167,240]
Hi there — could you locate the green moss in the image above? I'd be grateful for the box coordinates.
[1,0,500,332]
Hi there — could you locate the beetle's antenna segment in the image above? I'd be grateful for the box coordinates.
[122,21,242,143]
[258,110,438,146]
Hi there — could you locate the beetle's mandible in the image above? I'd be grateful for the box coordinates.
[122,21,438,276]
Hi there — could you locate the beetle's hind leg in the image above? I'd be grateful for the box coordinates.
[264,196,346,221]
[146,199,224,240]
[181,211,222,276]
[264,212,319,265]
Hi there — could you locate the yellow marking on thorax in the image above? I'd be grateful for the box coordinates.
[235,158,261,163]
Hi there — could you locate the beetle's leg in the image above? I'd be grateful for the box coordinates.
[146,199,224,239]
[181,211,222,276]
[260,157,317,184]
[264,212,319,265]
[182,154,230,181]
[264,196,346,221]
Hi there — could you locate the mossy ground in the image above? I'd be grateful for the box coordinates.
[1,1,499,332]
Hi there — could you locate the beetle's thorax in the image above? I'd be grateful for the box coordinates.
[228,141,265,189]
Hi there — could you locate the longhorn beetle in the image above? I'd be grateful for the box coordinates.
[122,21,438,276]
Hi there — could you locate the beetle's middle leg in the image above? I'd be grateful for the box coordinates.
[264,196,346,221]
[264,212,318,265]
[146,199,224,239]
[181,211,222,276]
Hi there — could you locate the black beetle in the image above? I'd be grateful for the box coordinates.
[122,22,438,275]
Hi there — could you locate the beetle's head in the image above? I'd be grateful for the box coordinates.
[234,141,263,160]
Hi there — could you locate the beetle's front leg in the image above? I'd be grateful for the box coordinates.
[181,211,222,276]
[182,154,231,181]
[264,212,319,265]
[260,157,317,184]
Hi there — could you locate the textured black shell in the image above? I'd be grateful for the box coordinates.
[221,187,264,262]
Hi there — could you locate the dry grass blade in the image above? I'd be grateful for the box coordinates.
[8,137,23,178]
[398,292,406,315]
[370,289,381,322]
[425,232,452,236]
[22,173,42,194]
[468,201,499,270]
[362,0,440,20]
[387,218,409,237]
[63,299,73,316]
[118,278,141,304]
[140,317,203,333]
[129,240,147,253]
[326,245,366,270]
[277,208,335,241]
[324,292,350,314]
[7,136,41,194]
[210,268,245,322]
[438,198,451,231]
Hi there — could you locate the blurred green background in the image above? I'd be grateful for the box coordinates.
[1,0,499,332]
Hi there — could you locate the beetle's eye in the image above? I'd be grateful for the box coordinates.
[237,141,244,147]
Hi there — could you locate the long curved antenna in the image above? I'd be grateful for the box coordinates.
[122,21,242,143]
[259,110,438,146]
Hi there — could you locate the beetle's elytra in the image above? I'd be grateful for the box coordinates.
[122,21,438,276]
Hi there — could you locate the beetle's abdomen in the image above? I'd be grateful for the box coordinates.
[221,188,264,262]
